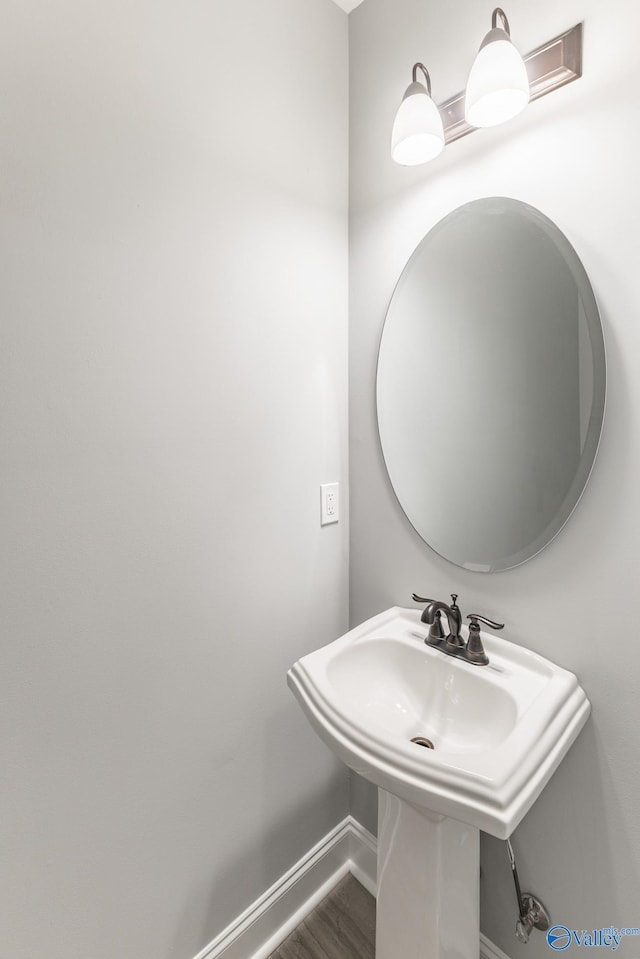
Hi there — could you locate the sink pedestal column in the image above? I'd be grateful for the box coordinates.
[376,789,480,959]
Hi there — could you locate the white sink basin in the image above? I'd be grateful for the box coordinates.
[288,606,590,838]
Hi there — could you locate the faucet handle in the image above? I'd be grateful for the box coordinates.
[465,614,504,666]
[411,593,436,603]
[412,593,461,608]
[411,594,445,642]
[466,613,505,630]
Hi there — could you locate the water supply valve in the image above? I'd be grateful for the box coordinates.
[515,895,551,944]
[507,839,551,944]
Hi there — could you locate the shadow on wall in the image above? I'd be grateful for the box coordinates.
[168,707,348,959]
[481,718,640,950]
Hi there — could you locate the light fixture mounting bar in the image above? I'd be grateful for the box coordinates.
[439,22,583,145]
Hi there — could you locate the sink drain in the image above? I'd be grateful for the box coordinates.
[410,736,435,750]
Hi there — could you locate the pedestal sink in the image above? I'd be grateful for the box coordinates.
[287,607,590,959]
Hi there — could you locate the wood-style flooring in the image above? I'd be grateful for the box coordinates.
[267,874,376,959]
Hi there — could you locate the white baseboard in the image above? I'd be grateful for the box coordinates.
[480,932,513,959]
[192,816,508,959]
[193,816,376,959]
[347,816,377,897]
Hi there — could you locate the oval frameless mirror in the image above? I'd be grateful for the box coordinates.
[376,198,606,572]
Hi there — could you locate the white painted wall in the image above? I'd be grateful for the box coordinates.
[332,0,366,12]
[349,0,640,954]
[0,1,348,958]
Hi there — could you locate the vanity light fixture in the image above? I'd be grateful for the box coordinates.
[391,63,445,166]
[465,8,529,128]
[391,17,583,165]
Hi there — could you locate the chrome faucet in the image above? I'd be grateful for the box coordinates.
[411,592,504,666]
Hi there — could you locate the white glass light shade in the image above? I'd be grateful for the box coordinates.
[391,82,445,166]
[465,30,529,128]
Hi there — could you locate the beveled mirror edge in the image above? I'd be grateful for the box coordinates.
[375,196,607,574]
